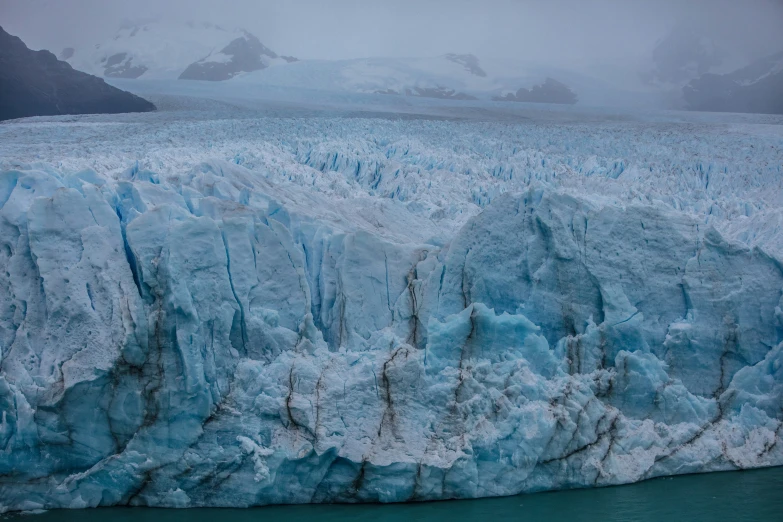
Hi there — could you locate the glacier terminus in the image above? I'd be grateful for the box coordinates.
[0,102,782,512]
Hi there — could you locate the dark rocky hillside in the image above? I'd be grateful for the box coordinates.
[0,26,155,121]
[683,51,783,115]
[493,78,578,104]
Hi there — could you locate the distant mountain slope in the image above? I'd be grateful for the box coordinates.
[493,78,578,104]
[179,32,279,81]
[444,53,487,77]
[66,21,288,80]
[235,54,593,104]
[0,26,155,121]
[60,20,675,108]
[684,51,783,114]
[234,55,493,100]
[646,21,731,87]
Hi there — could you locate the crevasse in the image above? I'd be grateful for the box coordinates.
[0,116,782,511]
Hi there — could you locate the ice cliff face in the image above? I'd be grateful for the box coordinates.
[0,113,782,511]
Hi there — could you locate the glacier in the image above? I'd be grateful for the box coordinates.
[0,104,782,511]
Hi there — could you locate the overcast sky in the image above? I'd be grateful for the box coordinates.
[3,0,782,69]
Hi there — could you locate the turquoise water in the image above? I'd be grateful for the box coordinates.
[10,467,783,522]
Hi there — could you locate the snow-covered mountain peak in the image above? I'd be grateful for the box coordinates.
[66,20,284,80]
[179,30,282,81]
[443,53,487,77]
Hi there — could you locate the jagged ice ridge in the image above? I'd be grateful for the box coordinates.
[0,111,782,511]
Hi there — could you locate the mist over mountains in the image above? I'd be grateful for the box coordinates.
[646,21,783,114]
[2,0,782,114]
[48,16,781,114]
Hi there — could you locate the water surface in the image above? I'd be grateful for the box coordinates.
[12,467,783,522]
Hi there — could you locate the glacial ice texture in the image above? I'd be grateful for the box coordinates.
[0,108,782,511]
